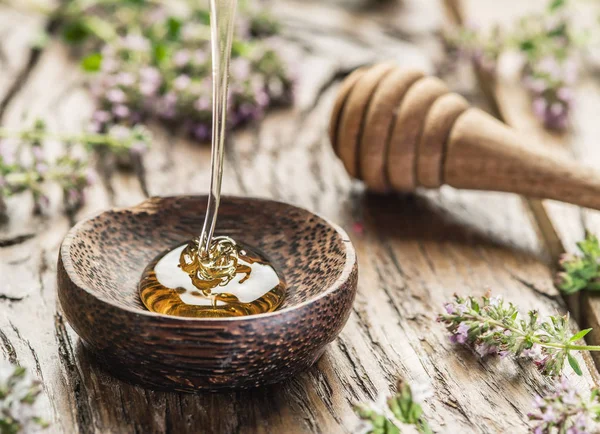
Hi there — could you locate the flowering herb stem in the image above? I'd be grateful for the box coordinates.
[0,361,49,433]
[438,293,600,376]
[0,119,151,216]
[0,128,136,152]
[355,379,432,434]
[556,232,600,294]
[529,378,600,433]
[461,311,600,352]
[444,0,581,130]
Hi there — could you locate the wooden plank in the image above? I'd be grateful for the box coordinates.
[1,1,599,433]
[0,2,61,120]
[455,0,600,369]
[0,38,145,433]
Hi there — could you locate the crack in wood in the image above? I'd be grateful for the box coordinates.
[0,233,35,247]
[0,328,18,364]
[0,7,64,121]
[0,293,25,302]
[96,154,117,205]
[509,273,559,303]
[284,378,323,434]
[54,312,95,434]
[335,337,377,402]
[133,153,150,198]
[432,365,471,425]
[351,305,398,385]
[306,368,346,428]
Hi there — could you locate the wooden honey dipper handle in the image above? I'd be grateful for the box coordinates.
[330,63,600,211]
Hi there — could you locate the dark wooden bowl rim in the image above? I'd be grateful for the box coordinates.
[60,195,356,322]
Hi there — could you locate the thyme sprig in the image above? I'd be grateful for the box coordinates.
[355,379,433,434]
[26,0,295,141]
[0,361,48,434]
[556,232,600,294]
[0,119,151,215]
[438,293,600,376]
[529,377,600,434]
[445,0,582,130]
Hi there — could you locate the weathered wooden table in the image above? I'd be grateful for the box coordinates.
[2,0,600,432]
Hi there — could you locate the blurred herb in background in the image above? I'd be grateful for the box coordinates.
[0,361,48,434]
[355,379,433,434]
[556,232,600,294]
[0,0,293,217]
[53,0,295,141]
[0,119,151,216]
[445,0,583,130]
[529,377,600,434]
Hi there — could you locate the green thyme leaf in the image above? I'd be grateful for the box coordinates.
[62,21,91,44]
[568,353,582,376]
[81,53,103,72]
[557,232,600,294]
[570,328,592,342]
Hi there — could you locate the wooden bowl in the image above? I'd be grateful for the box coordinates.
[57,196,358,392]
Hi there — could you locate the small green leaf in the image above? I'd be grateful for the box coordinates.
[62,21,90,44]
[548,0,567,12]
[556,233,600,294]
[81,53,103,72]
[570,328,593,342]
[519,40,535,52]
[568,353,583,376]
[152,42,169,63]
[195,9,211,24]
[166,17,182,39]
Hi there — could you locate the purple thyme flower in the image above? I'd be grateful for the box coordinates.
[173,74,191,91]
[522,344,545,363]
[475,343,498,357]
[130,141,148,156]
[112,105,130,118]
[438,293,592,376]
[106,88,127,104]
[139,66,161,84]
[173,49,191,67]
[193,49,207,64]
[107,125,130,141]
[93,110,111,124]
[121,34,150,52]
[116,72,135,86]
[444,303,456,314]
[557,87,573,103]
[192,124,211,141]
[194,97,210,112]
[456,323,470,344]
[529,378,600,433]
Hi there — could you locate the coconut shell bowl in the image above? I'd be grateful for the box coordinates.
[57,196,358,392]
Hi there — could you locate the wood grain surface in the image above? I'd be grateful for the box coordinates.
[1,0,600,433]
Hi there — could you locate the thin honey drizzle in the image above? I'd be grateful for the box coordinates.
[138,0,286,317]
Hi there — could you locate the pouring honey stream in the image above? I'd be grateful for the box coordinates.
[138,0,286,318]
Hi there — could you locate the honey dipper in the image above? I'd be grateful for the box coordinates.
[330,63,600,210]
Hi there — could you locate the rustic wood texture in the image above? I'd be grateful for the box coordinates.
[1,0,600,433]
[453,0,600,369]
